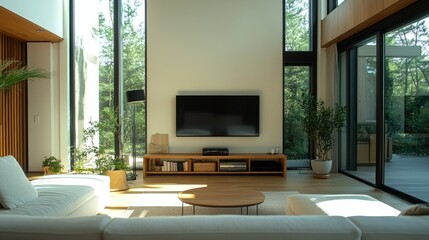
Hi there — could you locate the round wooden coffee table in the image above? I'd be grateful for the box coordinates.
[178,187,265,215]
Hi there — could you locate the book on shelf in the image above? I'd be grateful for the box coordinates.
[161,161,188,172]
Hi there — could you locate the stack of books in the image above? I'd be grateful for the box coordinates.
[161,161,188,172]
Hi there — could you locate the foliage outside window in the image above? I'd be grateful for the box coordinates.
[385,17,429,156]
[73,0,146,167]
[284,0,310,51]
[284,66,309,159]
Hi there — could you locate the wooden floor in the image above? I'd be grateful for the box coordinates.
[344,154,429,202]
[102,170,412,217]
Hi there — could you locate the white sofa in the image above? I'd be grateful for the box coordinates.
[0,155,110,217]
[1,214,429,240]
[1,155,429,239]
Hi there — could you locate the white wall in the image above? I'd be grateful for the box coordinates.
[147,0,283,153]
[0,0,63,37]
[26,0,69,172]
[27,43,59,171]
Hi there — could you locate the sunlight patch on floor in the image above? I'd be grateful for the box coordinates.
[125,184,207,193]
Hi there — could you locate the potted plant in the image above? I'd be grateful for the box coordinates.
[301,94,346,177]
[104,156,129,191]
[41,156,63,175]
[0,60,49,126]
[71,120,129,191]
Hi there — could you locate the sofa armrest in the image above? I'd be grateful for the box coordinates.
[0,214,111,240]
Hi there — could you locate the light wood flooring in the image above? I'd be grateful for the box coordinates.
[102,170,412,218]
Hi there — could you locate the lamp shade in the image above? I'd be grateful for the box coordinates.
[126,89,145,104]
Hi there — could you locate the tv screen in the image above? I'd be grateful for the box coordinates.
[176,95,260,137]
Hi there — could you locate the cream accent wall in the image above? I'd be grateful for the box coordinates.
[25,1,69,172]
[147,0,283,153]
[27,43,59,171]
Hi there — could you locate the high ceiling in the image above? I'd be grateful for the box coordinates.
[0,6,62,43]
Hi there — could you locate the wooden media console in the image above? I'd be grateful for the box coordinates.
[143,153,287,177]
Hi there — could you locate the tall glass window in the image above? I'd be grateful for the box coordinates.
[283,0,316,168]
[284,0,310,51]
[340,37,378,184]
[284,66,310,166]
[72,0,146,168]
[384,16,429,202]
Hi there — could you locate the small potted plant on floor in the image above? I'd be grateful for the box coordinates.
[103,156,129,191]
[301,94,346,178]
[42,156,63,175]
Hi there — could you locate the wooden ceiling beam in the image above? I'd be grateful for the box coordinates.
[0,6,63,43]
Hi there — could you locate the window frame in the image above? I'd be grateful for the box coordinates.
[337,1,429,204]
[283,0,318,162]
[69,0,147,168]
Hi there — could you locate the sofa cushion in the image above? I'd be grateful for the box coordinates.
[103,215,361,240]
[0,155,38,209]
[286,194,400,216]
[31,174,110,213]
[0,214,111,240]
[349,216,429,240]
[400,204,429,216]
[0,183,95,216]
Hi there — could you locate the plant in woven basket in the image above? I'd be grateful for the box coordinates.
[42,156,63,174]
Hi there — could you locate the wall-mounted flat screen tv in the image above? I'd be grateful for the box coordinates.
[176,95,260,137]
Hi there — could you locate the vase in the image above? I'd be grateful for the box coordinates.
[311,159,332,178]
[105,170,129,191]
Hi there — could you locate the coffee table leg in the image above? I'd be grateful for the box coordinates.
[181,202,184,216]
[246,206,249,215]
[256,204,259,215]
[193,205,195,215]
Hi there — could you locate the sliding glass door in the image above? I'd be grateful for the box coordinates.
[340,37,378,184]
[338,4,429,203]
[384,16,429,201]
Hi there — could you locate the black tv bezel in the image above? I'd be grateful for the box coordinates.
[175,95,260,137]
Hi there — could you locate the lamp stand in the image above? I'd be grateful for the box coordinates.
[128,104,137,181]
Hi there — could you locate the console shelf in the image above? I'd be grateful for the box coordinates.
[143,153,287,177]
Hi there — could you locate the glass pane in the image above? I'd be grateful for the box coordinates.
[342,37,377,184]
[74,0,114,154]
[384,16,429,202]
[356,38,377,184]
[121,0,146,167]
[97,0,115,155]
[284,0,310,51]
[284,66,310,168]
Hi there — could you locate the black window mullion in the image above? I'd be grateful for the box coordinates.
[69,0,76,171]
[375,31,385,187]
[347,49,358,171]
[327,0,337,14]
[113,0,122,156]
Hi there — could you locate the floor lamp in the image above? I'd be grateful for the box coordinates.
[126,89,145,180]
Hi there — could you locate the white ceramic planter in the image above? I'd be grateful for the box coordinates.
[311,159,332,175]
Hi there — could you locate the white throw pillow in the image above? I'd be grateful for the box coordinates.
[0,155,38,209]
[400,204,429,216]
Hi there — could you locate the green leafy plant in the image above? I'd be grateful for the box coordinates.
[42,156,63,174]
[71,120,129,174]
[301,94,346,161]
[0,59,49,91]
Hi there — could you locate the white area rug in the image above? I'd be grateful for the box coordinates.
[127,191,299,217]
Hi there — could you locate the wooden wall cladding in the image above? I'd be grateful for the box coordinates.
[0,33,28,171]
[321,0,416,48]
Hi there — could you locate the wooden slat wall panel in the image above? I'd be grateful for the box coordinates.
[0,33,28,171]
